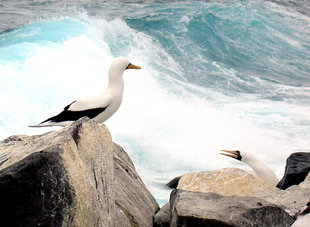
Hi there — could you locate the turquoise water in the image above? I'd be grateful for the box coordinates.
[1,1,310,205]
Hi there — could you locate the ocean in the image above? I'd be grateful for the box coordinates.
[1,0,310,206]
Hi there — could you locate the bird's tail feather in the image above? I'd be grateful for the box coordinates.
[28,120,54,127]
[28,124,51,128]
[28,121,70,128]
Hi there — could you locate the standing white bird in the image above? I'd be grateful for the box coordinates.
[220,150,279,186]
[30,57,141,127]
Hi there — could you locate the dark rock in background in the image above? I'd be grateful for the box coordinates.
[166,176,181,189]
[277,152,310,190]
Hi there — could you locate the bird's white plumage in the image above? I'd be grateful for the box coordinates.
[221,150,279,186]
[68,94,113,111]
[30,57,141,127]
[240,151,278,186]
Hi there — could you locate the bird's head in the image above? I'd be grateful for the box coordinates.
[109,57,141,76]
[108,58,141,84]
[221,150,261,164]
[220,150,242,161]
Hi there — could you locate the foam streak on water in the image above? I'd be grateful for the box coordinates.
[0,1,310,205]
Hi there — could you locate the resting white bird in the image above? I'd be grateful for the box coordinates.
[220,150,278,186]
[291,201,310,227]
[30,57,141,127]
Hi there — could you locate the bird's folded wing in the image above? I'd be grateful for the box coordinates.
[67,95,113,111]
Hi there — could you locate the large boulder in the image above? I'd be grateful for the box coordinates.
[170,189,294,227]
[114,143,159,227]
[154,202,170,227]
[0,118,159,226]
[177,168,310,216]
[277,152,310,190]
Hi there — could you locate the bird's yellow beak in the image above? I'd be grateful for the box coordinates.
[220,150,239,159]
[127,63,141,70]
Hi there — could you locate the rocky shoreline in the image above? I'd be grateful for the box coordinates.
[155,168,310,227]
[0,118,309,226]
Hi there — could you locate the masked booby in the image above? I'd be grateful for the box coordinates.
[29,57,141,127]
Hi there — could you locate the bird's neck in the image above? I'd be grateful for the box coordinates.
[108,70,125,89]
[243,157,278,186]
[108,77,124,87]
[107,76,124,97]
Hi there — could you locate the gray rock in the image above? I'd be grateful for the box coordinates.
[0,118,159,226]
[170,189,295,227]
[0,118,115,226]
[114,143,159,227]
[0,148,75,227]
[177,168,310,216]
[154,202,170,227]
